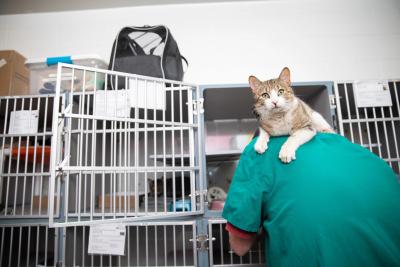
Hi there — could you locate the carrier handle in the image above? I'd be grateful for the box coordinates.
[181,56,189,74]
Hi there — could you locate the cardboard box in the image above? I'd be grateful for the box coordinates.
[0,50,30,96]
[32,195,57,211]
[98,193,136,210]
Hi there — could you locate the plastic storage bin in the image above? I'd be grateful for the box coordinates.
[25,55,107,95]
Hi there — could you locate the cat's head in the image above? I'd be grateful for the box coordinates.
[249,67,295,112]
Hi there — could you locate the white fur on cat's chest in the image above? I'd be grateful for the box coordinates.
[261,111,293,136]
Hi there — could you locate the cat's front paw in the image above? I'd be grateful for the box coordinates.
[279,142,297,163]
[254,139,268,154]
[320,128,335,133]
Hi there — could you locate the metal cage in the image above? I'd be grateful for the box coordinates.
[2,64,399,267]
[49,64,204,227]
[0,224,58,267]
[334,81,400,174]
[0,95,61,218]
[63,221,197,267]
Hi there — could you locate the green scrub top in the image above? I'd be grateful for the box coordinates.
[222,133,400,267]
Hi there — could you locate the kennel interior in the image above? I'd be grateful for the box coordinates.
[0,224,57,267]
[201,82,336,211]
[0,95,61,218]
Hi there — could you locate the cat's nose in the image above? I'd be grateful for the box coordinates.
[272,101,278,106]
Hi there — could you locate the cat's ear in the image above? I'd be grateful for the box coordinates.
[249,76,261,93]
[279,67,291,86]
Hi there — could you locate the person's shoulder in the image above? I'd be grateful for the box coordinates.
[312,132,353,147]
[242,138,257,155]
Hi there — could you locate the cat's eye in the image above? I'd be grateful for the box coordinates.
[278,89,285,96]
[262,93,270,98]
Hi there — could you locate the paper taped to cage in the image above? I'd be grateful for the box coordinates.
[9,110,39,134]
[88,223,126,255]
[353,80,392,108]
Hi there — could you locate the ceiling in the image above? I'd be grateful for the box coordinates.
[0,0,263,15]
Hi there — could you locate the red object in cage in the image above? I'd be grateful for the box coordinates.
[11,146,51,164]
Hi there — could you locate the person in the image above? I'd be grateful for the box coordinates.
[222,133,400,267]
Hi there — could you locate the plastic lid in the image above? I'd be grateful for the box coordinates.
[25,54,108,70]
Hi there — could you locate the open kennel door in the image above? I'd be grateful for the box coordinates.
[49,63,205,227]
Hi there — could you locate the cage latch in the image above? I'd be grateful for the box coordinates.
[190,190,207,203]
[193,98,204,115]
[56,155,69,175]
[329,94,336,109]
[190,234,215,251]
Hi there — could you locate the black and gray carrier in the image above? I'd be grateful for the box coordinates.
[109,25,187,89]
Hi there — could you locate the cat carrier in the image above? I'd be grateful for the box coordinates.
[109,25,187,88]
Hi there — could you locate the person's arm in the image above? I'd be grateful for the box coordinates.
[226,223,257,256]
[229,232,257,256]
[222,143,267,256]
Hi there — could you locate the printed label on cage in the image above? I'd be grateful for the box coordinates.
[9,110,39,134]
[94,90,130,117]
[128,79,166,110]
[88,223,126,256]
[353,80,392,108]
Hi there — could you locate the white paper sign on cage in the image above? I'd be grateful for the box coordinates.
[128,78,166,110]
[353,80,392,108]
[9,110,39,134]
[88,223,126,256]
[94,90,131,117]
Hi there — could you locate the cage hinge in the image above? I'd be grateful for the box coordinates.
[190,190,207,200]
[56,156,69,174]
[190,234,215,251]
[61,127,68,142]
[329,94,336,109]
[59,103,72,119]
[193,98,204,115]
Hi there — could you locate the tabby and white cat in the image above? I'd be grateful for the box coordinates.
[249,67,334,163]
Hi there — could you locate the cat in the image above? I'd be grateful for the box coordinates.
[249,67,334,163]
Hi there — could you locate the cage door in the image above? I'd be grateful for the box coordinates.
[49,63,205,227]
[63,221,198,267]
[334,80,400,174]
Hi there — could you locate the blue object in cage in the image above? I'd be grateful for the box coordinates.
[168,199,191,212]
[46,56,73,66]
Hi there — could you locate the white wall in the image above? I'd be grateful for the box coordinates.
[0,0,399,84]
